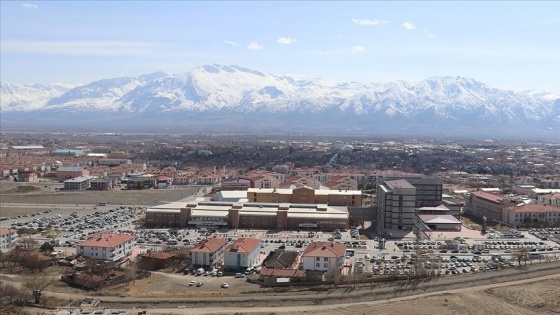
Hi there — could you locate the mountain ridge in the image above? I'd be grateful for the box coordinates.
[1,64,558,137]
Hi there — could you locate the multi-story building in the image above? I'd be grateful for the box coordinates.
[247,187,363,206]
[0,228,18,251]
[376,179,416,230]
[189,238,228,269]
[537,194,560,207]
[90,178,115,190]
[302,241,346,275]
[223,238,262,270]
[56,166,89,181]
[64,175,98,190]
[76,233,135,261]
[465,191,514,222]
[145,200,349,231]
[376,176,445,231]
[502,204,560,227]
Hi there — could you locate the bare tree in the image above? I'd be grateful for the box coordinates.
[513,247,529,267]
[0,282,24,304]
[23,276,53,304]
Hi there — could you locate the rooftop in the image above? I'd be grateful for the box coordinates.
[77,233,134,248]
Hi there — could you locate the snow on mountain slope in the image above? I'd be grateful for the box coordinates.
[0,83,73,111]
[46,72,168,111]
[1,65,557,131]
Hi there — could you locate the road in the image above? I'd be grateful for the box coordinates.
[5,260,555,314]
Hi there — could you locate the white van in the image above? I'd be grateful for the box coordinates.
[196,268,205,275]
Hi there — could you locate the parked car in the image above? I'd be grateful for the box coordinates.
[221,282,229,288]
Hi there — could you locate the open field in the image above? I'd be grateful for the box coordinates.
[0,180,201,217]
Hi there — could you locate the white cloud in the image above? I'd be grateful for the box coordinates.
[21,3,39,10]
[424,30,436,38]
[223,40,240,47]
[352,45,365,52]
[247,42,263,50]
[277,37,297,45]
[402,21,416,30]
[352,18,389,26]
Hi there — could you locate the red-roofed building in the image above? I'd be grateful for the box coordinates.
[502,204,560,227]
[76,233,135,261]
[223,238,262,270]
[302,241,346,275]
[189,238,228,268]
[465,191,515,221]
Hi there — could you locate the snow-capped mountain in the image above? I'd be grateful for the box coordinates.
[1,65,558,137]
[1,83,74,111]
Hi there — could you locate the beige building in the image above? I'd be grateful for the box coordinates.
[247,187,363,206]
[465,191,514,222]
[502,204,560,227]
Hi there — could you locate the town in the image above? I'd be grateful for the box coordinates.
[1,132,559,315]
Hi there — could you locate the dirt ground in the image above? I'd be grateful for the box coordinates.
[0,180,201,217]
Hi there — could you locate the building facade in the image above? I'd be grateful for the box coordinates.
[64,175,98,190]
[146,201,349,231]
[76,233,135,261]
[502,204,560,227]
[0,228,18,251]
[465,191,513,222]
[223,238,262,270]
[189,238,228,269]
[301,241,346,275]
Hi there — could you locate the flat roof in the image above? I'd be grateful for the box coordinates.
[386,179,415,189]
[417,214,462,224]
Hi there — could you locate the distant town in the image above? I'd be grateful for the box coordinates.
[0,132,559,315]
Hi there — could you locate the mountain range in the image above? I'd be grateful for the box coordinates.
[1,64,559,138]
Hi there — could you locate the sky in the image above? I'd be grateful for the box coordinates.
[1,1,559,93]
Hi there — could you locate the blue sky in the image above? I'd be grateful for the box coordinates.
[1,1,559,93]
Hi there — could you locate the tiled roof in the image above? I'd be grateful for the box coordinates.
[0,228,18,236]
[190,238,228,253]
[224,238,261,253]
[302,241,345,258]
[77,233,134,248]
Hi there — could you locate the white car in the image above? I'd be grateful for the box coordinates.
[221,282,229,288]
[189,281,196,286]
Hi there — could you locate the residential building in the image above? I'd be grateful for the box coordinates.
[189,238,228,269]
[56,166,89,181]
[302,241,346,275]
[223,238,262,270]
[0,228,18,251]
[63,175,98,190]
[76,233,135,261]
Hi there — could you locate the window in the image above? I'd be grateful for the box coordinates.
[324,263,328,268]
[323,257,328,262]
[316,257,320,261]
[316,262,320,268]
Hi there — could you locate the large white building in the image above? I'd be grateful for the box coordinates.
[64,175,98,190]
[76,233,135,261]
[0,228,18,252]
[223,238,261,270]
[189,238,228,269]
[302,241,346,275]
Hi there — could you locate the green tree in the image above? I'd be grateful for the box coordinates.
[39,242,54,254]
